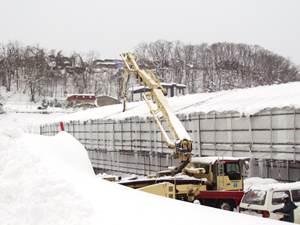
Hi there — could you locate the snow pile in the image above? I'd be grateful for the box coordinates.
[0,129,93,224]
[0,129,284,225]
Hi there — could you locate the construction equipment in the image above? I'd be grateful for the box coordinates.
[120,52,192,175]
[187,157,246,210]
[118,53,246,209]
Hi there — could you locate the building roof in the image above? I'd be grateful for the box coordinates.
[132,83,186,93]
[160,83,186,87]
[93,59,125,69]
[67,94,96,101]
[95,95,120,101]
[96,95,121,107]
[49,82,300,123]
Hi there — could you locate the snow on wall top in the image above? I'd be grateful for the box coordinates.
[191,156,249,164]
[46,82,300,124]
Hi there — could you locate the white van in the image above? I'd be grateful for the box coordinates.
[239,182,300,223]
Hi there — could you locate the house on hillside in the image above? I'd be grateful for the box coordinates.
[67,94,96,107]
[96,95,121,107]
[132,83,186,101]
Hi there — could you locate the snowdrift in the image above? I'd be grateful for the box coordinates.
[0,129,284,225]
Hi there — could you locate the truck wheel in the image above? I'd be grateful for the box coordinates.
[217,200,233,211]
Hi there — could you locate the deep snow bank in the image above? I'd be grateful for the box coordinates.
[0,129,284,225]
[0,129,93,225]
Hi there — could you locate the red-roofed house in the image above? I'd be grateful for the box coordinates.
[67,94,96,107]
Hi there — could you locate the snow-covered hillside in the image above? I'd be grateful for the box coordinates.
[0,86,69,129]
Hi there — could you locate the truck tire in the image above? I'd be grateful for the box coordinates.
[217,200,233,211]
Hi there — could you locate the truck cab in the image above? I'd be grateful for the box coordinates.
[185,157,244,191]
[181,157,247,211]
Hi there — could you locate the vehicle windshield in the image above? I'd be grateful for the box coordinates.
[242,189,266,206]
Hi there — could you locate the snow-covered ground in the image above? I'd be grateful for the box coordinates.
[0,112,66,130]
[0,128,285,225]
[0,87,69,130]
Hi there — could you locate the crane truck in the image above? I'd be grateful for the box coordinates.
[118,52,246,210]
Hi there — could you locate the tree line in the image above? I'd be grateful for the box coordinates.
[0,40,299,103]
[135,40,300,93]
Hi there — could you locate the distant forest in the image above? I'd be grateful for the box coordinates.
[0,40,299,102]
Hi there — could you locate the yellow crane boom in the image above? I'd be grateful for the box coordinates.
[120,53,192,174]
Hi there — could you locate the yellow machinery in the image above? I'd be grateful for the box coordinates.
[119,53,245,206]
[120,52,192,174]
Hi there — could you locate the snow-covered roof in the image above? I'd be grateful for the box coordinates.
[67,94,96,101]
[131,86,149,91]
[244,177,279,191]
[246,181,300,192]
[46,82,300,124]
[191,156,249,164]
[160,82,186,87]
[132,83,186,92]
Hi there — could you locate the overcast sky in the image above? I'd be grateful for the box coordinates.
[1,0,300,65]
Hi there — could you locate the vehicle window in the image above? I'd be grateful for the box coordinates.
[291,190,300,202]
[242,189,266,206]
[224,162,240,180]
[272,191,290,205]
[225,162,240,174]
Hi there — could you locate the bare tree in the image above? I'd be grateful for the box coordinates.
[145,40,172,82]
[23,45,47,102]
[85,50,101,95]
[0,41,22,92]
